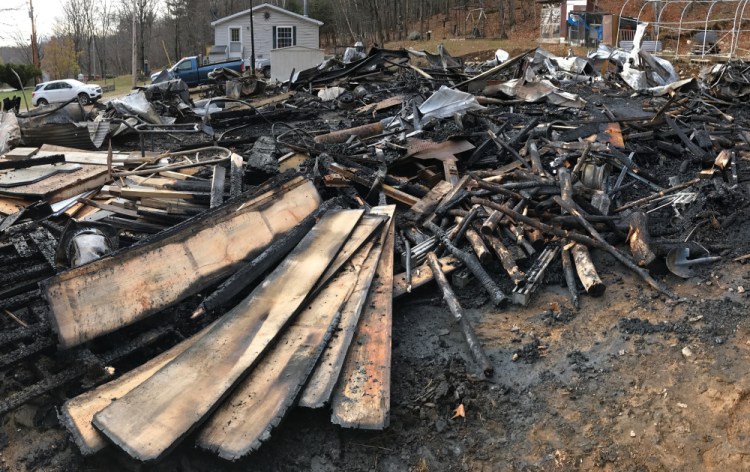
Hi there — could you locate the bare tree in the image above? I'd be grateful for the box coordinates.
[94,0,115,80]
[120,0,157,75]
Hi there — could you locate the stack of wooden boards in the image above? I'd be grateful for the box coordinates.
[53,177,397,462]
[0,144,245,237]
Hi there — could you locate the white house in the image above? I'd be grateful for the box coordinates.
[208,3,324,72]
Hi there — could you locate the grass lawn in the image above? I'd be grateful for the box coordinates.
[0,74,150,112]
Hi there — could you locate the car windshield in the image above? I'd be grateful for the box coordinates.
[33,84,44,91]
[66,80,85,87]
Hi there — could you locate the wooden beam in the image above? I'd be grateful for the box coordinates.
[209,165,226,208]
[115,188,210,201]
[42,176,321,348]
[392,256,460,298]
[330,211,395,429]
[92,209,363,462]
[300,205,395,409]
[230,153,243,198]
[402,180,452,223]
[197,236,378,459]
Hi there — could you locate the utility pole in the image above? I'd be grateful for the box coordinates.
[28,0,40,76]
[250,0,256,75]
[131,1,137,88]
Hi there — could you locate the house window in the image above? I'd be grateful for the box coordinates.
[229,27,241,54]
[230,27,240,43]
[276,26,293,48]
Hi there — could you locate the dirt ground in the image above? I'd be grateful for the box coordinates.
[2,248,749,471]
[3,41,750,472]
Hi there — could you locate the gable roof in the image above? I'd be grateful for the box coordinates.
[211,3,324,27]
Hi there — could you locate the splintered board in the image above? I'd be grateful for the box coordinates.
[42,176,321,348]
[92,210,363,462]
[330,209,396,429]
[299,205,395,408]
[197,238,378,459]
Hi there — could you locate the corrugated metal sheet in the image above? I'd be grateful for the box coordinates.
[20,121,110,150]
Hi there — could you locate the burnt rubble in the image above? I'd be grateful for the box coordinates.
[0,42,749,465]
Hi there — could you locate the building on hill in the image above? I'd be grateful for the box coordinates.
[538,0,619,48]
[208,3,323,74]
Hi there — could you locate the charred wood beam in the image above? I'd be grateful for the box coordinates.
[665,116,713,162]
[0,327,171,416]
[328,163,419,206]
[626,211,656,267]
[0,290,40,312]
[483,232,525,285]
[0,323,49,348]
[2,263,52,286]
[481,209,503,235]
[469,175,524,200]
[465,228,491,264]
[0,337,56,369]
[561,242,580,309]
[553,196,677,299]
[472,197,678,299]
[570,243,606,297]
[333,155,429,198]
[0,154,65,170]
[425,222,507,306]
[451,205,480,245]
[426,252,493,377]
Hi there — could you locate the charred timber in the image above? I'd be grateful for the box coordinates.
[426,252,494,377]
[425,221,507,306]
[472,197,678,299]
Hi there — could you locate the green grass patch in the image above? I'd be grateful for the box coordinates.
[0,74,149,112]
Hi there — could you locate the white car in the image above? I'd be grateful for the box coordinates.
[32,79,103,107]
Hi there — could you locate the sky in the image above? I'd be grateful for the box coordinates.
[0,0,64,47]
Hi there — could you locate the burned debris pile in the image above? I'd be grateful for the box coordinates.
[0,41,749,465]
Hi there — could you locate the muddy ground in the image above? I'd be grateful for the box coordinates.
[3,58,750,471]
[2,248,749,471]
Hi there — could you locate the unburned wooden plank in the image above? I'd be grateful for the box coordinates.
[392,256,460,298]
[300,205,395,409]
[330,210,395,429]
[36,145,136,165]
[42,176,321,348]
[92,209,363,462]
[197,237,377,459]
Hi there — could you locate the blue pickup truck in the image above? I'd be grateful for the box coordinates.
[150,56,248,87]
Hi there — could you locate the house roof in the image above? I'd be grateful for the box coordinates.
[211,3,324,27]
